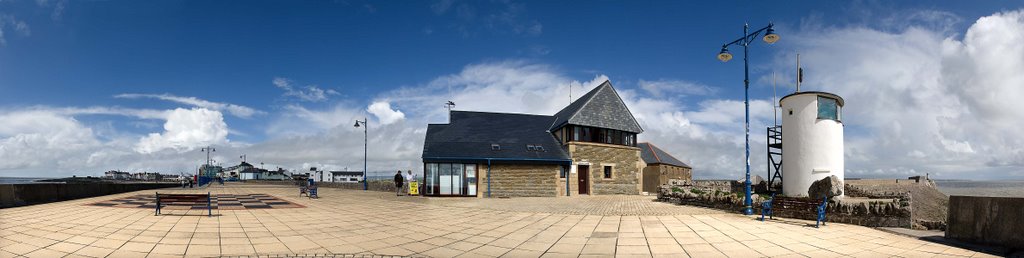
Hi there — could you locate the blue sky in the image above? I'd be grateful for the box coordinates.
[2,1,1024,180]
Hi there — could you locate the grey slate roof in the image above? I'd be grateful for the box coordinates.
[638,142,691,168]
[550,80,643,133]
[422,111,571,164]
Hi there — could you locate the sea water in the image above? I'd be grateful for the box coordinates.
[936,180,1024,198]
[0,177,51,184]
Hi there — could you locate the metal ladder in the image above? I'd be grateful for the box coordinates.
[767,125,783,193]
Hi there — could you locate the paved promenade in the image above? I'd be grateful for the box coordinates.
[0,183,996,257]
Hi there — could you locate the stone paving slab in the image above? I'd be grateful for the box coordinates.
[0,183,1002,258]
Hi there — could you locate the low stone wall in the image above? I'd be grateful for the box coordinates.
[946,196,1024,249]
[245,180,400,193]
[0,182,179,208]
[657,182,913,228]
[692,180,734,193]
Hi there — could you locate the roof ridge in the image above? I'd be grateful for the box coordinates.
[646,143,663,163]
[566,80,609,123]
[603,82,644,133]
[452,110,551,117]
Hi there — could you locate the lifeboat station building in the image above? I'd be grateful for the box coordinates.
[421,80,649,197]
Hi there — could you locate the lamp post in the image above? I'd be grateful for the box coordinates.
[717,22,779,215]
[201,146,215,176]
[354,118,368,191]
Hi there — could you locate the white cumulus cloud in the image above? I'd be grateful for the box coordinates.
[367,101,405,125]
[135,108,229,154]
[772,9,1024,179]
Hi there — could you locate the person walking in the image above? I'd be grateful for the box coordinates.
[394,170,404,196]
[404,170,415,195]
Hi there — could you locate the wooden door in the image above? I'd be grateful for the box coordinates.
[578,165,589,194]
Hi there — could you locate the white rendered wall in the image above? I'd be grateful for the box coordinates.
[780,93,844,197]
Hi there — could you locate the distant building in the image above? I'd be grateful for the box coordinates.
[329,171,363,183]
[159,174,181,181]
[132,172,162,181]
[223,162,256,179]
[238,166,290,181]
[638,142,692,193]
[104,170,131,180]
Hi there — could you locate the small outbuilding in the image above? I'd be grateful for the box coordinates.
[638,142,692,193]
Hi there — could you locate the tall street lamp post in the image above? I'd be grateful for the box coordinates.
[354,118,368,191]
[717,22,779,215]
[201,146,215,175]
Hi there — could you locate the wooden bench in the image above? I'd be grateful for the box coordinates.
[155,192,211,217]
[760,194,828,228]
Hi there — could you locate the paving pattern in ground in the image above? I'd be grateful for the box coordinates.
[0,183,1000,258]
[88,194,304,211]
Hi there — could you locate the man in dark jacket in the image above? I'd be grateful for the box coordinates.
[394,170,404,196]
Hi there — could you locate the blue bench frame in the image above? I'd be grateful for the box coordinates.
[760,194,828,228]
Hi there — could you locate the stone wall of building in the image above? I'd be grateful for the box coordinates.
[483,164,560,197]
[642,165,693,193]
[569,142,642,195]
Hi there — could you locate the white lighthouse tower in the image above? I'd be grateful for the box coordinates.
[779,91,844,197]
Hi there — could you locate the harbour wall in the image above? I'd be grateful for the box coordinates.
[0,182,178,208]
[946,196,1024,250]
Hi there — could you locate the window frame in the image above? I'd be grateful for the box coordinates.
[817,96,841,121]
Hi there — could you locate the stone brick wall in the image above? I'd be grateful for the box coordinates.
[643,164,692,193]
[568,142,642,195]
[484,164,560,197]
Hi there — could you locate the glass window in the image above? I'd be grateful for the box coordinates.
[465,164,477,196]
[560,166,567,178]
[452,164,463,195]
[604,166,612,179]
[818,96,839,121]
[573,126,580,141]
[440,163,452,195]
[426,163,438,195]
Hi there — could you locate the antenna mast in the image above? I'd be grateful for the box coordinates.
[772,72,778,126]
[796,54,802,92]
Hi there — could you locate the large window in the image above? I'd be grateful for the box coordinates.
[440,163,452,195]
[424,162,478,196]
[818,96,840,121]
[426,163,437,195]
[452,163,463,195]
[567,125,637,147]
[466,165,477,196]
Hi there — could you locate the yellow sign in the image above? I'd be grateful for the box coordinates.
[408,181,419,195]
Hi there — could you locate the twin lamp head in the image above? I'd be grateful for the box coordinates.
[717,26,779,62]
